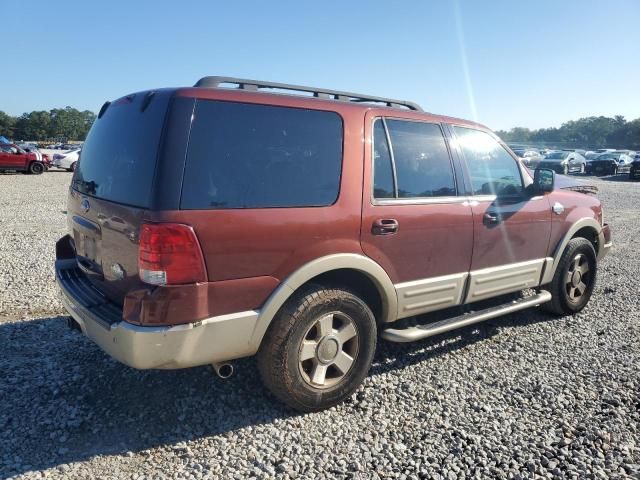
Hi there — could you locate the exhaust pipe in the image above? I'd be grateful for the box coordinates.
[212,362,234,379]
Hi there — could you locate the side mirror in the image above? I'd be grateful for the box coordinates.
[534,168,554,193]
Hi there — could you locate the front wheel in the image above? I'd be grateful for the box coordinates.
[580,163,585,174]
[542,238,597,316]
[257,285,377,412]
[68,162,77,172]
[563,164,569,175]
[29,162,44,174]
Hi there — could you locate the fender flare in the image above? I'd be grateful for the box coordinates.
[541,217,603,284]
[248,253,398,352]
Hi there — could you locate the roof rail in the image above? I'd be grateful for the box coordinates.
[193,76,423,111]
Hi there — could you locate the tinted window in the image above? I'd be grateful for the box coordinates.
[372,120,394,199]
[454,126,523,196]
[72,90,171,207]
[386,120,456,198]
[181,101,343,209]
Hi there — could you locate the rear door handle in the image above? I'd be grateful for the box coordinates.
[372,218,399,235]
[483,213,500,225]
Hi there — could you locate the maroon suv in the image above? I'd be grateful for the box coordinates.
[0,143,47,174]
[56,77,612,411]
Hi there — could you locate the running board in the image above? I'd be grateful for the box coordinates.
[381,291,552,343]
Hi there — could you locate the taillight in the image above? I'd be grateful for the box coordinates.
[138,223,207,285]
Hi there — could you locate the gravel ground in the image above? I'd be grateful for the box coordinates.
[1,172,638,479]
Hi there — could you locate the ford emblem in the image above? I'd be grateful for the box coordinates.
[81,199,90,213]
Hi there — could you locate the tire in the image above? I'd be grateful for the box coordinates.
[612,166,618,175]
[257,285,377,412]
[68,162,77,172]
[542,238,597,316]
[29,162,44,174]
[580,163,585,174]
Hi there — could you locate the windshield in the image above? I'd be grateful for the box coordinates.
[71,90,171,208]
[597,154,619,160]
[545,152,569,159]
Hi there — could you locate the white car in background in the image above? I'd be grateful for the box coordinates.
[52,149,80,171]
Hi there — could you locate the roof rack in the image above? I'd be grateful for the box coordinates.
[193,76,423,111]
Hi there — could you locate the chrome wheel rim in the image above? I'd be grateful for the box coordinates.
[565,253,591,303]
[298,312,359,389]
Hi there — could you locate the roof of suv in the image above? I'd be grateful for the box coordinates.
[167,76,491,134]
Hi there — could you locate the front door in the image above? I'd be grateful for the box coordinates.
[0,144,20,168]
[360,113,474,320]
[451,126,552,303]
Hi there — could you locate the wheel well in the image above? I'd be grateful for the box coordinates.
[303,269,384,323]
[572,226,598,252]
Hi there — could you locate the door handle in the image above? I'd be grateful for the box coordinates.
[372,218,399,235]
[483,213,500,225]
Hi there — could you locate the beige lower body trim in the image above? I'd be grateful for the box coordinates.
[395,272,468,319]
[61,286,259,369]
[465,258,546,303]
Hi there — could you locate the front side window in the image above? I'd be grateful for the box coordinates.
[181,100,343,209]
[454,126,524,197]
[373,119,456,199]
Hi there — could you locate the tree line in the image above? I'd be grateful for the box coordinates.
[0,107,96,142]
[496,115,640,150]
[1,107,638,149]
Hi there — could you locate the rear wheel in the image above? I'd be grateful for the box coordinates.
[68,162,77,172]
[257,285,377,412]
[543,238,597,316]
[29,162,44,174]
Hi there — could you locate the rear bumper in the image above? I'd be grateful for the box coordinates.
[56,259,259,369]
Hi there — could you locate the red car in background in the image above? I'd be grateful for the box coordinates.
[0,143,49,174]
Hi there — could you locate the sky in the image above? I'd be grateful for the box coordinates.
[3,0,640,131]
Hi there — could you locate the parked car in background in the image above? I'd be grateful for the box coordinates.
[16,143,51,169]
[630,154,640,180]
[511,148,543,168]
[0,143,47,174]
[52,148,81,171]
[538,150,587,174]
[563,149,587,156]
[595,148,616,154]
[55,76,611,411]
[586,152,634,175]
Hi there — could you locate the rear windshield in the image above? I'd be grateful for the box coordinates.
[180,100,343,209]
[71,90,171,208]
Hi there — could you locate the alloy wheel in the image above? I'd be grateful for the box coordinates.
[298,312,359,389]
[565,253,591,303]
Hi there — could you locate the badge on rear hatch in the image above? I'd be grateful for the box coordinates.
[81,199,90,212]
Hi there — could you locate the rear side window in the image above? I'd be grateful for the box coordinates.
[72,90,171,208]
[372,120,394,198]
[373,119,456,199]
[181,100,343,209]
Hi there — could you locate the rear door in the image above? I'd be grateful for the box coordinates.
[361,113,474,319]
[68,89,173,304]
[451,125,552,303]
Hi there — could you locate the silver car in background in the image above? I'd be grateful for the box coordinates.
[537,150,587,175]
